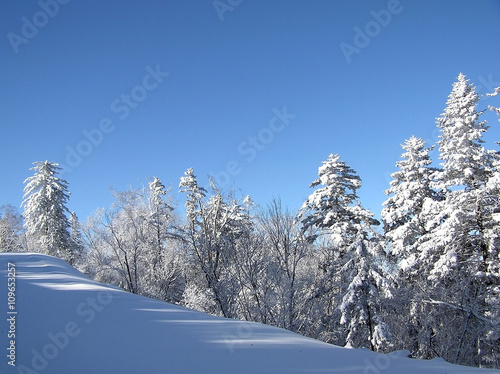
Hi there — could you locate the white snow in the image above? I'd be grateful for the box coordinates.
[1,253,499,374]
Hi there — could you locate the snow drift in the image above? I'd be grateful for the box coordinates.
[0,253,498,374]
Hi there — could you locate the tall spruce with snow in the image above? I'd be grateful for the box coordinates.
[429,73,494,280]
[382,136,441,359]
[382,136,438,270]
[22,161,74,263]
[414,74,500,366]
[435,73,491,191]
[298,154,392,351]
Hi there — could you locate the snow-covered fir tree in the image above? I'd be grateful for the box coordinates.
[413,74,500,366]
[382,136,438,265]
[429,73,495,281]
[435,73,491,191]
[298,154,392,351]
[382,136,442,359]
[22,161,74,263]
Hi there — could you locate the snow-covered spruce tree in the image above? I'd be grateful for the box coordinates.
[22,161,74,263]
[435,73,491,191]
[339,233,393,351]
[382,136,438,264]
[415,74,499,367]
[298,154,393,351]
[381,136,442,358]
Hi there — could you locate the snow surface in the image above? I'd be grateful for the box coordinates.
[1,253,499,374]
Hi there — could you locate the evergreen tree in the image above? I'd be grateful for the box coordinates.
[298,154,392,351]
[435,73,491,191]
[382,136,442,359]
[414,74,499,366]
[382,136,437,265]
[22,161,74,263]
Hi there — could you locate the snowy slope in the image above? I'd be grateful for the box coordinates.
[0,253,499,374]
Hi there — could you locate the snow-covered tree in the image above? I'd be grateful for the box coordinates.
[145,177,183,302]
[381,136,443,359]
[411,74,500,366]
[22,161,74,263]
[179,169,249,318]
[0,205,24,253]
[82,184,184,302]
[428,73,494,279]
[298,154,392,351]
[256,198,311,332]
[148,177,174,263]
[382,136,438,263]
[435,73,491,191]
[299,154,375,242]
[487,86,500,120]
[339,234,393,351]
[69,212,84,264]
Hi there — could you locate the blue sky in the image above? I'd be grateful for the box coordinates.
[1,1,500,221]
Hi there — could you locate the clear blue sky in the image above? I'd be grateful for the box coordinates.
[1,1,500,221]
